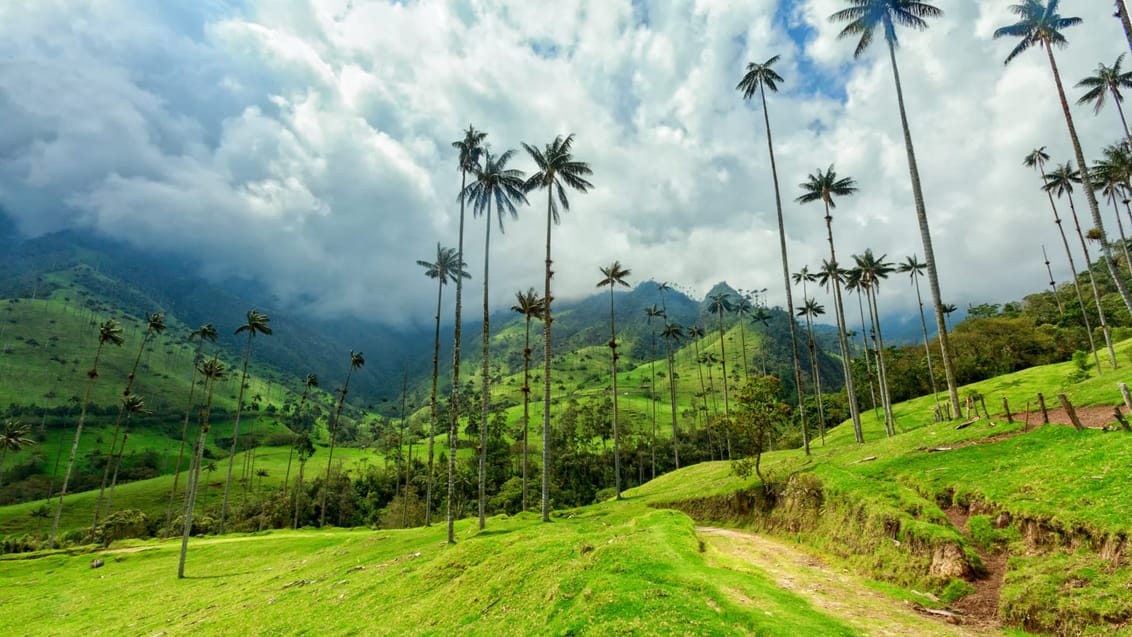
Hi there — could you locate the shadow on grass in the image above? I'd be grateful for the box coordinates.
[181,570,256,579]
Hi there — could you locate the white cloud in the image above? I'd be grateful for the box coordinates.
[0,0,1128,325]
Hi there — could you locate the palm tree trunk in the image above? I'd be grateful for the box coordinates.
[1108,193,1132,274]
[648,323,657,479]
[608,286,622,499]
[885,40,961,417]
[868,287,896,436]
[319,370,352,528]
[1118,0,1132,59]
[665,340,680,469]
[163,341,204,538]
[1112,88,1132,143]
[293,459,306,529]
[220,331,254,534]
[737,318,749,382]
[855,292,880,418]
[178,374,216,579]
[1047,45,1132,319]
[759,84,809,455]
[521,317,532,510]
[911,273,942,415]
[479,213,492,530]
[1065,192,1117,368]
[105,428,129,513]
[692,335,710,424]
[1036,163,1100,373]
[716,310,730,415]
[282,389,308,503]
[49,342,105,548]
[426,279,444,526]
[804,314,826,443]
[541,187,554,523]
[448,168,469,542]
[823,205,863,443]
[93,332,150,531]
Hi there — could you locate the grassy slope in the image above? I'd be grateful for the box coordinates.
[2,504,859,637]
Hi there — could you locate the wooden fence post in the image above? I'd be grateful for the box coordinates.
[1057,393,1084,432]
[1037,393,1050,424]
[1114,406,1131,432]
[1120,383,1132,413]
[1002,397,1014,423]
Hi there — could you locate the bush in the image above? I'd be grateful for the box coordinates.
[93,509,151,546]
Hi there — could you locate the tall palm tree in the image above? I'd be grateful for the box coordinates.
[462,148,528,529]
[0,418,35,487]
[50,319,124,548]
[1093,144,1132,273]
[995,0,1132,317]
[511,288,544,511]
[291,432,315,529]
[523,133,594,523]
[219,309,272,534]
[163,323,218,538]
[1024,148,1100,372]
[1076,53,1132,141]
[93,311,165,530]
[418,244,469,526]
[1041,245,1067,313]
[707,292,733,415]
[844,270,880,418]
[1044,162,1119,368]
[796,167,864,442]
[104,394,153,513]
[897,255,942,412]
[750,306,773,377]
[283,373,318,502]
[596,261,631,499]
[643,304,664,478]
[447,124,486,543]
[661,321,684,468]
[737,53,810,455]
[320,350,364,528]
[851,250,897,436]
[796,298,828,443]
[687,324,711,426]
[178,355,227,578]
[830,0,960,418]
[732,295,753,380]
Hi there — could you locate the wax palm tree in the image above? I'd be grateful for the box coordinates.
[687,324,711,425]
[830,0,960,419]
[644,303,664,478]
[596,261,631,499]
[1077,54,1132,141]
[447,124,487,543]
[1044,162,1119,368]
[0,418,34,487]
[178,355,227,578]
[523,133,594,523]
[1041,245,1066,313]
[104,394,152,513]
[462,148,528,529]
[897,256,942,411]
[291,432,315,529]
[50,319,124,548]
[737,53,810,454]
[320,350,364,528]
[283,373,318,502]
[750,306,773,377]
[995,0,1132,317]
[796,167,864,442]
[93,311,165,530]
[219,309,272,534]
[851,250,896,435]
[418,244,469,525]
[661,321,684,468]
[942,303,958,332]
[707,292,733,415]
[732,295,753,380]
[701,351,721,415]
[511,288,544,510]
[1024,148,1100,371]
[796,299,828,443]
[1093,145,1132,273]
[163,323,218,538]
[844,269,880,418]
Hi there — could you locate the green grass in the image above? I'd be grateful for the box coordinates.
[0,503,858,636]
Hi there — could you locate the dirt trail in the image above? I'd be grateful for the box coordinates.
[698,527,1004,637]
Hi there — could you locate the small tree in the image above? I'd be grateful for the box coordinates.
[730,377,791,492]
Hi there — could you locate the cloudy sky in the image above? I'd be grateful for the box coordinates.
[1,0,1129,326]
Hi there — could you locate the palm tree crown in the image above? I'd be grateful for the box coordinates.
[830,0,942,58]
[236,309,273,339]
[463,148,529,231]
[417,244,470,286]
[796,166,859,208]
[596,261,632,292]
[736,55,784,98]
[453,125,487,174]
[993,0,1081,65]
[1076,53,1132,114]
[522,134,595,224]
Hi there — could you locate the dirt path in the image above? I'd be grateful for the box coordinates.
[698,526,1004,637]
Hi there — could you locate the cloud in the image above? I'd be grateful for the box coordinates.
[0,0,1128,325]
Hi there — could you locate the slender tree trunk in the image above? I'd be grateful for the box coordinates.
[105,427,130,514]
[478,213,492,530]
[716,309,730,415]
[282,388,310,502]
[1065,191,1118,368]
[648,322,657,479]
[93,332,150,531]
[521,317,532,511]
[1118,1,1132,59]
[1035,162,1100,372]
[692,333,710,425]
[1042,245,1066,313]
[293,459,306,529]
[220,331,254,534]
[319,368,353,528]
[910,271,941,414]
[1047,46,1132,318]
[163,340,205,538]
[665,339,680,469]
[178,375,215,579]
[886,40,961,417]
[448,169,468,542]
[607,286,622,499]
[823,205,863,443]
[541,187,554,523]
[868,287,896,436]
[426,279,444,526]
[803,313,827,443]
[759,85,809,454]
[737,317,749,382]
[1107,192,1132,274]
[49,342,106,548]
[855,292,880,418]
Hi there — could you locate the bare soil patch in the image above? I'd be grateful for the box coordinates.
[944,508,1005,633]
[698,526,1002,636]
